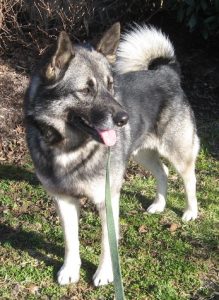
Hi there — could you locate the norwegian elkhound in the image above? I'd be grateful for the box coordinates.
[24,23,199,286]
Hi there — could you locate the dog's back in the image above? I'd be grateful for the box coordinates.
[114,26,197,157]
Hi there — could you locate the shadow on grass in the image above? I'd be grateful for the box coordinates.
[122,191,218,266]
[121,190,152,210]
[0,164,39,186]
[0,223,96,283]
[122,190,183,217]
[197,119,219,160]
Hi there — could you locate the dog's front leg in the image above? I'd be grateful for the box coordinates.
[54,196,81,285]
[93,193,120,286]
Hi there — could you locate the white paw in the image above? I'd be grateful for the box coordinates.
[182,209,198,222]
[57,264,80,285]
[147,202,165,214]
[93,264,113,286]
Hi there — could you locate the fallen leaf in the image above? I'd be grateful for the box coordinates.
[138,225,148,233]
[26,284,39,295]
[169,223,180,232]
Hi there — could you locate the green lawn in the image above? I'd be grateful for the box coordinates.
[0,121,218,300]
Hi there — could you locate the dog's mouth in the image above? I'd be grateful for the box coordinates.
[72,116,117,147]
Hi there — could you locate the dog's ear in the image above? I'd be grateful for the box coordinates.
[96,22,120,63]
[26,116,63,145]
[44,31,74,82]
[39,123,63,145]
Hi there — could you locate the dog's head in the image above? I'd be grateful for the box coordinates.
[26,23,128,147]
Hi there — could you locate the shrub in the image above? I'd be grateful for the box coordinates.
[0,0,94,53]
[166,0,219,38]
[0,0,162,54]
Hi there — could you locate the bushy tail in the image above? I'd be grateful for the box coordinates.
[115,25,176,74]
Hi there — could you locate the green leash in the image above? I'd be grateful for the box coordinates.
[105,147,125,300]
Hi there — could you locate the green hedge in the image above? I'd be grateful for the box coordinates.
[166,0,219,38]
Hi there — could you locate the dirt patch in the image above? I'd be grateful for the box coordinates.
[0,58,28,164]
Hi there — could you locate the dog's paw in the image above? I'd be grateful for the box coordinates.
[57,265,80,285]
[182,209,198,222]
[147,202,165,214]
[93,264,113,286]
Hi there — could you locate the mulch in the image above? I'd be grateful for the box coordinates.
[0,57,28,164]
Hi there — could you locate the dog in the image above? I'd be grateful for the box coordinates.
[24,23,199,286]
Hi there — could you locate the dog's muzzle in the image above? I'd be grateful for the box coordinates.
[67,106,129,147]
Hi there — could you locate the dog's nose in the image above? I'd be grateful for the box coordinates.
[114,111,129,127]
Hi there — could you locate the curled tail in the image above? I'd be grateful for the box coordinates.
[115,25,176,74]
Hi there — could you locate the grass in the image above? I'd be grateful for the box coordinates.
[0,121,218,300]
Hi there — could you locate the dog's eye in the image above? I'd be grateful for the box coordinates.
[80,87,90,95]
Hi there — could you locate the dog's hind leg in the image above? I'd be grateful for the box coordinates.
[54,195,81,285]
[181,163,198,221]
[93,192,120,286]
[163,132,199,221]
[134,149,169,214]
[170,158,198,221]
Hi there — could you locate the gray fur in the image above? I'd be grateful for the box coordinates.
[25,24,199,286]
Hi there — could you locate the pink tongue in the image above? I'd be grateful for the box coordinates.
[97,129,117,146]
